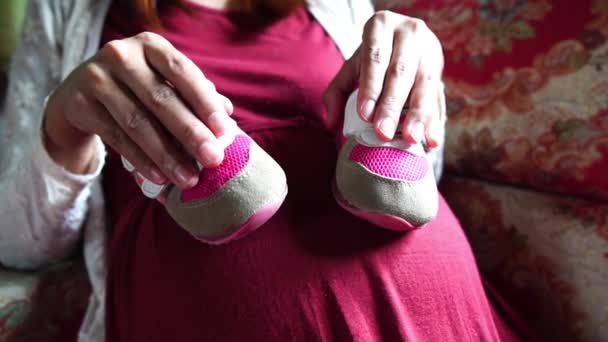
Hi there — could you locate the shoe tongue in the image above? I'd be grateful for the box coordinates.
[343,90,425,157]
[343,89,371,137]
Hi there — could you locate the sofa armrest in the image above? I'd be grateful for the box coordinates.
[0,259,91,341]
[441,175,608,342]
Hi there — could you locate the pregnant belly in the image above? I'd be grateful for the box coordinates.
[106,128,499,341]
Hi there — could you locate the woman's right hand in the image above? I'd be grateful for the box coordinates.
[43,32,235,189]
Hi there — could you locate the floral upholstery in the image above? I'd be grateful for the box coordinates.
[398,0,608,200]
[388,1,608,340]
[0,260,90,342]
[442,176,607,341]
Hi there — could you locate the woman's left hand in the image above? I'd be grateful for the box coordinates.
[325,10,444,148]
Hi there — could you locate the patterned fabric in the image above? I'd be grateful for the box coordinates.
[396,0,608,200]
[442,176,608,342]
[0,260,91,341]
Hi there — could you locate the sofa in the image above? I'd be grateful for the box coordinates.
[401,0,608,340]
[1,1,607,341]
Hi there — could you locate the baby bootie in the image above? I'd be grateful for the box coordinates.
[122,127,288,244]
[333,90,438,231]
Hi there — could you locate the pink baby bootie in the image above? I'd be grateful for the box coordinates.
[333,90,438,231]
[123,127,287,244]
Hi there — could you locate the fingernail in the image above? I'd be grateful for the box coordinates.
[198,141,224,167]
[377,117,397,140]
[360,99,375,121]
[207,111,230,134]
[174,165,197,187]
[426,122,439,148]
[149,168,166,184]
[410,121,425,143]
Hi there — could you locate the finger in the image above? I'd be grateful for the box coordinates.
[99,38,225,168]
[373,27,422,141]
[138,33,234,134]
[210,93,237,137]
[219,93,234,116]
[323,51,358,132]
[357,12,396,122]
[401,63,439,147]
[91,70,200,189]
[427,80,446,149]
[70,92,166,185]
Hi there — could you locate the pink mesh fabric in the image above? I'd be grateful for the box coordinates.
[349,144,428,181]
[181,135,251,202]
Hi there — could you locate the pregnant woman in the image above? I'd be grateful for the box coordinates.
[0,0,524,340]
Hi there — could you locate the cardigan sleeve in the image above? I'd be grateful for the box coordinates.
[0,0,107,270]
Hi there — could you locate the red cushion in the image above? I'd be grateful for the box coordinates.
[393,0,608,201]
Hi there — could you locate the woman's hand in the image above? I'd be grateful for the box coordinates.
[325,11,444,147]
[44,32,235,189]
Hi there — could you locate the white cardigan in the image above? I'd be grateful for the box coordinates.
[0,0,444,341]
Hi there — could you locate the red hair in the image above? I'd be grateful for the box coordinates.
[131,0,305,26]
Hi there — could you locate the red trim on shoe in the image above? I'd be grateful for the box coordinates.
[332,182,423,231]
